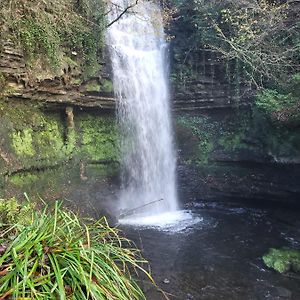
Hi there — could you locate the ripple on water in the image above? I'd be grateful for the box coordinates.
[118,210,203,233]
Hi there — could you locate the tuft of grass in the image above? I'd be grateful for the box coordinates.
[0,201,153,299]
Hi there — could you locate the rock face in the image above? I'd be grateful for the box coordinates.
[1,16,300,210]
[0,99,119,213]
[171,49,252,112]
[0,39,119,216]
[175,109,300,205]
[169,17,300,205]
[0,39,116,110]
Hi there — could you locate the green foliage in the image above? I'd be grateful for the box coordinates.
[256,90,297,115]
[16,18,60,66]
[218,131,246,152]
[288,73,300,97]
[0,197,34,226]
[0,0,106,72]
[171,0,300,87]
[250,109,300,160]
[263,248,300,273]
[255,74,300,124]
[0,201,152,299]
[177,116,214,164]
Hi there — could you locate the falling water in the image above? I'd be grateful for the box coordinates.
[106,0,178,219]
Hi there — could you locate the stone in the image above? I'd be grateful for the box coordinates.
[276,287,292,298]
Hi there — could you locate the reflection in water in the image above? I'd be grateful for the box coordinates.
[123,202,300,299]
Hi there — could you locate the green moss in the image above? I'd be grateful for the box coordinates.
[65,127,76,156]
[0,197,34,226]
[10,173,39,187]
[100,79,114,93]
[0,72,6,90]
[218,131,247,151]
[9,107,77,167]
[70,78,82,85]
[11,119,73,165]
[63,56,79,68]
[85,81,101,93]
[17,17,60,67]
[82,62,102,81]
[263,248,300,273]
[85,163,119,178]
[0,101,45,129]
[80,116,119,162]
[35,121,64,156]
[177,115,215,164]
[12,129,35,157]
[0,100,120,199]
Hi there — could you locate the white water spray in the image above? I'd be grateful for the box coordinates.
[106,0,178,219]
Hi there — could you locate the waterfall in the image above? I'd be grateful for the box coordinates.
[106,0,178,218]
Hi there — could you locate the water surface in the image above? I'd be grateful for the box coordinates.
[123,201,300,299]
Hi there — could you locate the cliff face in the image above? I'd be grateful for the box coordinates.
[0,38,120,215]
[171,49,252,112]
[0,39,115,109]
[0,7,299,208]
[169,14,300,205]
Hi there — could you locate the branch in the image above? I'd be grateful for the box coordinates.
[106,0,139,28]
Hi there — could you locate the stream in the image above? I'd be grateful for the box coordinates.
[122,200,300,299]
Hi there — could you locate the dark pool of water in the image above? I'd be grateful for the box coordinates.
[122,201,300,300]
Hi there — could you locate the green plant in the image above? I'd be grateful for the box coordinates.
[171,0,300,88]
[255,89,300,123]
[0,197,34,226]
[1,0,106,72]
[177,116,215,164]
[0,72,6,90]
[16,17,60,67]
[263,248,300,273]
[0,201,153,299]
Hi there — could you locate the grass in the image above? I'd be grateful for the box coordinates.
[0,200,153,299]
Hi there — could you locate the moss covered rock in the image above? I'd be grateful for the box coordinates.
[263,248,300,273]
[80,115,119,162]
[0,100,120,200]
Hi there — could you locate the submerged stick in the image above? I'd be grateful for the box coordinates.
[119,198,164,219]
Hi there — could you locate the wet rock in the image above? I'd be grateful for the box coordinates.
[276,287,292,298]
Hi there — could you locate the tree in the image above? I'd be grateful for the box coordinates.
[176,0,300,88]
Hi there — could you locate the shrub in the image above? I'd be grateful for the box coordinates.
[0,201,152,299]
[263,248,300,274]
[255,89,300,124]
